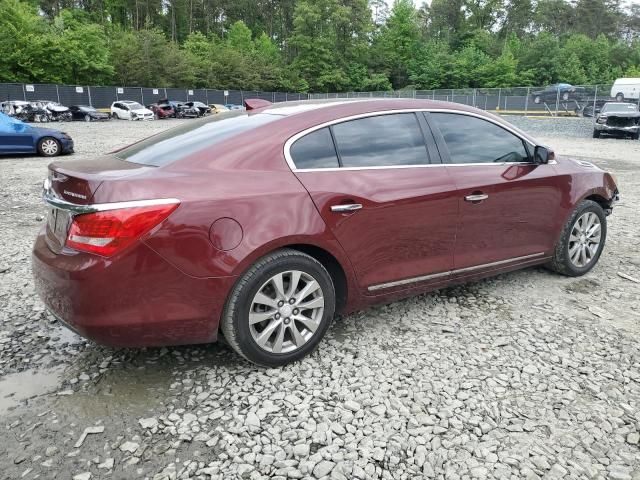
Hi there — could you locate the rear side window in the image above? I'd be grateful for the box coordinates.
[431,113,530,164]
[331,113,429,168]
[289,127,339,169]
[116,112,279,166]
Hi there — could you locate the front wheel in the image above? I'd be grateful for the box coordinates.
[547,200,607,277]
[593,129,601,138]
[221,249,335,366]
[37,137,61,157]
[84,114,91,122]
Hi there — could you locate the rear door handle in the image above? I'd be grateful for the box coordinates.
[464,194,489,202]
[331,203,363,213]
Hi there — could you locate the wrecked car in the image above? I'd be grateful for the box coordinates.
[593,102,640,139]
[0,112,73,156]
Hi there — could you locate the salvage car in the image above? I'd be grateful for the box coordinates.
[32,99,618,366]
[171,101,200,118]
[147,103,175,119]
[185,101,211,116]
[593,102,640,139]
[33,101,72,122]
[0,112,73,156]
[69,105,110,122]
[531,83,584,104]
[110,101,154,120]
[210,104,230,114]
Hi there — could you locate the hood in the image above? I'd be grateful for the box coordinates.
[131,107,153,114]
[599,112,640,118]
[90,111,109,117]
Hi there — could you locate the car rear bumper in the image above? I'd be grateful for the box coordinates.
[32,229,235,347]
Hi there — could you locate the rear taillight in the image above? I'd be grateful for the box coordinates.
[66,203,179,257]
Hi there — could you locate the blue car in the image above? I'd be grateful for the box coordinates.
[0,112,74,157]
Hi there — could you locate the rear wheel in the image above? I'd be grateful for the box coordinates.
[547,200,606,277]
[37,137,61,157]
[84,114,91,122]
[221,249,335,366]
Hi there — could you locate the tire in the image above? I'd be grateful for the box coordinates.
[546,200,607,277]
[84,114,91,122]
[221,249,336,367]
[632,131,640,140]
[37,137,61,157]
[615,93,624,102]
[111,112,118,119]
[592,129,600,138]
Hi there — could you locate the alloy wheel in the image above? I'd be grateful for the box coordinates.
[41,139,59,156]
[249,270,324,354]
[568,212,601,268]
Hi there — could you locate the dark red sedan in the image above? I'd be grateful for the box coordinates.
[32,99,619,366]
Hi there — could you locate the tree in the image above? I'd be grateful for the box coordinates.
[376,0,420,89]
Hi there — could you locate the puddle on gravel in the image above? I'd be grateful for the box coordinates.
[0,366,65,415]
[56,361,176,419]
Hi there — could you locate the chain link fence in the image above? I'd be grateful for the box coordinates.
[2,82,640,116]
[310,84,640,116]
[0,83,309,110]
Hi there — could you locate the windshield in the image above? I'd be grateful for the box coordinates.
[126,103,143,110]
[116,112,281,166]
[602,103,638,113]
[81,106,96,112]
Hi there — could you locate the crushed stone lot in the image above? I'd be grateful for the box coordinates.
[1,116,639,480]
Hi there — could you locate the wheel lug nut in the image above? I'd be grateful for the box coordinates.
[284,317,290,325]
[275,313,280,319]
[293,309,299,315]
[289,298,295,304]
[278,301,284,307]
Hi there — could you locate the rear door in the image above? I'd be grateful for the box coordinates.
[289,112,458,294]
[426,111,564,271]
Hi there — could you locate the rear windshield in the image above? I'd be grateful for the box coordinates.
[116,112,280,166]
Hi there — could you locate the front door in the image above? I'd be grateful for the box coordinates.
[427,112,565,270]
[289,112,458,293]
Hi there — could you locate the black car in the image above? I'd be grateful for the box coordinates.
[593,102,640,139]
[185,101,211,117]
[531,83,585,104]
[171,102,200,118]
[69,105,110,122]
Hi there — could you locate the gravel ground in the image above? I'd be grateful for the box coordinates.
[1,116,639,480]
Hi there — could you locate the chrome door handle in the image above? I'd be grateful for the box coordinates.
[331,203,363,213]
[464,194,488,202]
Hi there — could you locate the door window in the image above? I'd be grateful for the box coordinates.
[289,127,339,169]
[430,113,530,164]
[332,113,429,167]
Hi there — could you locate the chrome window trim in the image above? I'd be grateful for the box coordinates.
[42,182,179,215]
[283,108,541,172]
[368,252,546,292]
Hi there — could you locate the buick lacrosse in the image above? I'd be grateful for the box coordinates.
[32,99,619,366]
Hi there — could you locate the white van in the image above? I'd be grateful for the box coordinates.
[610,78,640,101]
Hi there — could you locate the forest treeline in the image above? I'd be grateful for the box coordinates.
[1,0,640,92]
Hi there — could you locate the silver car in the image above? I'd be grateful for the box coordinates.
[593,102,640,140]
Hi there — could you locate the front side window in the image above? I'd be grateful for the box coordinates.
[331,113,429,167]
[289,127,339,169]
[431,113,530,164]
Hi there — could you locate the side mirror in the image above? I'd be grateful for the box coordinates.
[534,145,554,164]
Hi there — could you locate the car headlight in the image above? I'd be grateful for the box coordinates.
[596,116,607,124]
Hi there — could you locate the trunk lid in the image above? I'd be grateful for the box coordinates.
[44,156,155,253]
